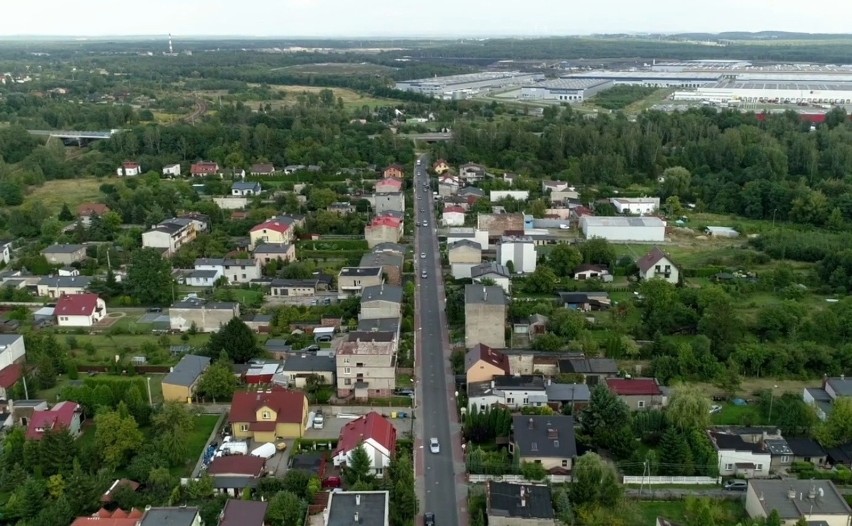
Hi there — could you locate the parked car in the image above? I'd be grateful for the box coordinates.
[313,410,325,429]
[724,480,748,492]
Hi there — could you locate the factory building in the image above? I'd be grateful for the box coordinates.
[562,71,722,88]
[672,80,852,105]
[395,71,543,99]
[581,216,666,242]
[520,79,613,103]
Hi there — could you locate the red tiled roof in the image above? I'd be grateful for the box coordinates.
[55,294,100,317]
[26,401,80,440]
[249,421,276,431]
[207,455,266,476]
[376,178,402,188]
[0,363,22,389]
[229,389,306,426]
[444,206,465,214]
[370,216,402,228]
[334,412,397,457]
[77,203,110,216]
[101,479,140,503]
[122,161,139,168]
[605,378,662,396]
[472,343,510,375]
[251,220,291,234]
[191,161,220,174]
[573,206,594,217]
[71,508,143,526]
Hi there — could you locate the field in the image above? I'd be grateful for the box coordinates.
[632,499,745,525]
[37,373,166,404]
[174,414,220,475]
[24,177,107,214]
[246,84,399,111]
[272,62,396,76]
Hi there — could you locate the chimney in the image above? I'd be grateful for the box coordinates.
[787,488,796,499]
[808,486,816,499]
[491,380,495,389]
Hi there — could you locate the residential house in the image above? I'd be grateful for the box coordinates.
[556,291,611,311]
[786,437,827,466]
[232,181,262,196]
[433,159,450,174]
[41,244,87,265]
[542,180,569,193]
[510,415,577,473]
[610,197,660,215]
[250,163,275,176]
[194,258,261,284]
[116,161,141,177]
[206,455,266,498]
[709,431,771,478]
[355,286,405,319]
[804,376,852,421]
[449,239,483,279]
[219,499,268,526]
[185,269,220,288]
[269,279,320,297]
[0,334,25,399]
[71,507,145,526]
[442,206,466,226]
[471,262,512,294]
[142,217,207,256]
[249,216,297,248]
[243,313,272,333]
[26,401,82,440]
[364,215,403,248]
[637,246,680,284]
[138,507,202,526]
[326,491,389,526]
[77,203,110,224]
[545,383,591,412]
[446,227,489,249]
[465,285,508,349]
[382,164,405,179]
[497,236,537,274]
[190,161,220,177]
[338,267,383,297]
[477,213,525,237]
[162,163,181,177]
[458,186,486,202]
[558,357,618,386]
[169,298,240,333]
[336,337,396,399]
[764,437,794,472]
[438,174,461,196]
[573,264,611,281]
[328,201,355,215]
[229,388,309,441]
[374,177,403,194]
[332,412,397,476]
[253,243,296,266]
[373,192,406,214]
[443,195,470,211]
[0,240,11,265]
[745,479,851,526]
[605,378,667,410]
[162,354,211,403]
[37,275,92,298]
[459,162,487,183]
[468,375,547,412]
[571,206,594,221]
[278,354,335,388]
[55,293,106,327]
[359,253,403,286]
[465,343,511,384]
[486,482,556,526]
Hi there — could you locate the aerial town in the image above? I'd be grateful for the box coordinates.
[1,16,852,526]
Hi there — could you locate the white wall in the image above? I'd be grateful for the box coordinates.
[497,242,537,273]
[718,450,771,477]
[0,336,25,369]
[582,224,665,242]
[490,190,530,202]
[446,229,489,250]
[640,256,680,284]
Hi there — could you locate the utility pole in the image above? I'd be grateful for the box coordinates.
[638,457,650,499]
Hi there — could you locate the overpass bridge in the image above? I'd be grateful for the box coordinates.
[27,129,126,145]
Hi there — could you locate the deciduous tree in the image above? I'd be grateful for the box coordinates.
[126,248,175,305]
[94,405,143,470]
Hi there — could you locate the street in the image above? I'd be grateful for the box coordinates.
[413,155,466,526]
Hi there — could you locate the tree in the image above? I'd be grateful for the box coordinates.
[660,166,692,199]
[658,427,693,476]
[94,406,143,470]
[570,452,621,508]
[266,491,306,526]
[667,385,711,432]
[683,497,716,526]
[207,318,260,363]
[197,361,238,401]
[126,248,175,305]
[152,402,194,467]
[387,454,417,526]
[816,397,852,447]
[549,308,586,340]
[525,265,558,294]
[579,385,633,458]
[58,203,74,221]
[580,238,616,266]
[548,244,583,277]
[343,443,375,487]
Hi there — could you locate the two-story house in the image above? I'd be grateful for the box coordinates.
[365,215,403,248]
[359,253,403,286]
[373,192,406,215]
[465,285,508,349]
[449,240,483,279]
[432,159,450,174]
[382,164,405,179]
[41,244,87,265]
[709,430,772,478]
[510,415,577,474]
[442,206,466,226]
[27,401,82,440]
[468,375,548,412]
[605,378,667,410]
[142,217,207,256]
[465,343,511,384]
[360,284,403,320]
[336,337,396,399]
[162,163,182,177]
[332,412,397,476]
[252,243,296,267]
[337,267,383,297]
[459,162,486,183]
[269,278,321,297]
[162,354,210,403]
[229,388,309,441]
[194,258,261,284]
[438,174,461,196]
[116,161,141,177]
[637,246,680,285]
[55,294,106,327]
[249,216,297,249]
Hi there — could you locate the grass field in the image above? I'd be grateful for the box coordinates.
[272,62,396,76]
[173,414,220,475]
[24,177,107,214]
[632,499,745,525]
[248,84,399,111]
[37,373,166,404]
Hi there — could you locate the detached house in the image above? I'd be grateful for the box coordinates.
[252,243,296,266]
[142,217,207,256]
[605,378,667,410]
[77,203,110,224]
[41,244,87,265]
[364,215,403,248]
[162,354,210,403]
[709,431,771,478]
[190,161,220,177]
[382,164,405,179]
[637,246,680,284]
[438,174,461,196]
[26,401,82,440]
[162,163,181,177]
[465,343,511,384]
[460,162,486,183]
[249,216,298,248]
[229,389,309,441]
[231,181,262,196]
[37,275,92,298]
[194,258,261,284]
[433,159,450,174]
[55,294,106,327]
[468,375,548,412]
[116,161,141,177]
[250,163,275,176]
[510,415,577,473]
[332,412,397,476]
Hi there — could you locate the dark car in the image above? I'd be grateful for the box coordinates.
[147,307,163,313]
[724,480,748,492]
[424,512,436,526]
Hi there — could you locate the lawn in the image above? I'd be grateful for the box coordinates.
[62,333,209,365]
[23,177,108,214]
[171,414,221,476]
[632,499,745,525]
[251,84,399,111]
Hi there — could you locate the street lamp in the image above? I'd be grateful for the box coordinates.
[767,384,779,423]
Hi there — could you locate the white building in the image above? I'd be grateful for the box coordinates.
[497,236,537,274]
[490,190,530,203]
[745,479,852,526]
[185,269,221,288]
[116,162,141,177]
[610,197,660,215]
[709,431,771,479]
[55,294,106,327]
[467,375,548,412]
[446,228,489,250]
[194,258,261,284]
[142,217,207,256]
[581,216,666,242]
[0,334,25,371]
[331,412,397,476]
[637,247,680,285]
[471,262,511,294]
[673,79,852,105]
[520,78,614,103]
[442,206,466,226]
[162,163,181,177]
[0,240,11,265]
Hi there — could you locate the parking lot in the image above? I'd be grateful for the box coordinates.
[303,412,414,440]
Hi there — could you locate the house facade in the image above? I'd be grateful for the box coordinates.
[55,294,106,327]
[373,192,406,214]
[194,258,261,284]
[335,338,396,399]
[382,164,405,179]
[359,253,403,286]
[41,244,87,265]
[249,217,296,248]
[637,246,680,284]
[26,401,82,440]
[497,236,537,274]
[338,267,383,297]
[465,343,511,384]
[433,159,450,174]
[252,243,296,266]
[468,375,548,412]
[142,217,206,256]
[232,182,261,196]
[269,279,319,297]
[374,178,403,194]
[37,276,92,298]
[449,240,483,279]
[442,206,466,226]
[190,161,220,177]
[229,389,309,441]
[471,262,512,294]
[486,482,556,526]
[162,354,211,403]
[332,412,397,476]
[250,163,275,176]
[116,161,141,177]
[465,285,507,349]
[162,163,181,177]
[359,284,402,320]
[709,431,772,478]
[364,216,403,248]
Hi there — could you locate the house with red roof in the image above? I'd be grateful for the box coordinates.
[382,164,405,179]
[365,214,403,249]
[464,343,510,384]
[249,215,298,248]
[116,161,141,177]
[190,161,221,177]
[26,401,82,440]
[55,293,106,327]
[374,177,403,193]
[77,202,111,223]
[442,205,466,226]
[605,378,667,410]
[229,388,309,442]
[332,412,397,476]
[637,246,680,285]
[70,507,144,526]
[433,159,450,174]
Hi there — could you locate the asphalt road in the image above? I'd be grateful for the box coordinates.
[414,155,464,526]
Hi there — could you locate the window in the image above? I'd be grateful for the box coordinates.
[654,265,661,273]
[239,424,249,432]
[522,398,529,405]
[562,460,569,467]
[375,468,383,475]
[344,368,351,374]
[506,398,514,404]
[724,463,733,471]
[262,411,270,420]
[534,460,542,464]
[344,379,351,385]
[756,464,763,470]
[356,363,364,368]
[637,400,646,408]
[781,456,789,463]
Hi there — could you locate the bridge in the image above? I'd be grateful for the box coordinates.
[27,129,126,144]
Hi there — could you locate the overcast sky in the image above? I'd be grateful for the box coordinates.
[5,0,852,37]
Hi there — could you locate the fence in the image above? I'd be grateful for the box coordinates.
[622,476,719,485]
[468,474,572,484]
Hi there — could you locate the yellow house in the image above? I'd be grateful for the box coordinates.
[249,217,295,249]
[162,354,211,403]
[433,159,450,174]
[229,389,309,441]
[464,343,511,384]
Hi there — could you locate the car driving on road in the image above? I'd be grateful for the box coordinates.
[421,252,426,258]
[421,271,428,279]
[429,437,440,453]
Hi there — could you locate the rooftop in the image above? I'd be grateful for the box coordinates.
[361,284,403,304]
[605,378,662,396]
[465,284,507,306]
[786,437,826,458]
[229,389,307,426]
[465,344,510,376]
[219,499,268,526]
[326,491,389,526]
[55,293,101,317]
[357,317,400,333]
[335,412,397,456]
[449,239,482,251]
[37,276,92,288]
[764,438,794,456]
[559,357,618,375]
[826,377,852,397]
[254,243,293,253]
[546,383,591,402]
[708,431,766,454]
[487,482,555,520]
[493,375,546,390]
[163,354,210,387]
[281,354,335,373]
[42,243,85,254]
[206,455,266,476]
[471,262,511,279]
[339,267,383,278]
[581,216,665,228]
[748,479,851,520]
[512,415,577,459]
[337,339,395,356]
[360,252,404,269]
[139,507,200,526]
[637,246,676,274]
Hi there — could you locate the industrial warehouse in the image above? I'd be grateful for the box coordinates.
[519,78,614,103]
[394,71,542,99]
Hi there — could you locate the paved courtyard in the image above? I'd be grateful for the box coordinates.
[303,414,414,440]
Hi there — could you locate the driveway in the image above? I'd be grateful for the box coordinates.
[245,438,292,477]
[303,415,413,440]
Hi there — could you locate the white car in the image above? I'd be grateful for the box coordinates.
[421,252,426,259]
[421,271,428,279]
[559,224,570,230]
[429,437,440,454]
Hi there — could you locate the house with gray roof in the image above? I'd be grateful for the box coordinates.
[40,244,87,265]
[360,252,404,286]
[357,317,401,336]
[139,506,202,526]
[169,298,240,333]
[486,482,555,526]
[231,181,262,196]
[360,284,403,320]
[326,491,389,526]
[471,261,511,294]
[36,275,92,298]
[745,479,851,525]
[162,354,210,403]
[510,415,577,474]
[804,376,852,421]
[279,354,335,388]
[465,285,507,349]
[558,357,619,385]
[545,383,591,412]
